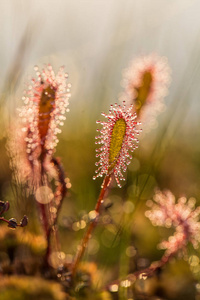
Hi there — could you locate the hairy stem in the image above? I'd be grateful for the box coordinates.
[71,175,112,277]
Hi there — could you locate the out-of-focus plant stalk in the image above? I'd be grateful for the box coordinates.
[43,157,68,266]
[8,64,71,268]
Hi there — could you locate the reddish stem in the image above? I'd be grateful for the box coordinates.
[38,157,68,268]
[0,217,10,224]
[105,252,175,291]
[71,175,112,277]
[37,156,51,268]
[51,157,67,226]
[38,202,51,267]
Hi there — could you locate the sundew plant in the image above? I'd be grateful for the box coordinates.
[0,48,199,300]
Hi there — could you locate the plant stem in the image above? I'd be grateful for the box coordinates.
[51,157,67,227]
[0,217,10,224]
[38,202,51,267]
[39,157,68,269]
[71,174,112,277]
[37,157,51,268]
[105,251,175,291]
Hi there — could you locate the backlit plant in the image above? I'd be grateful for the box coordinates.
[8,64,71,266]
[3,54,200,299]
[121,53,171,131]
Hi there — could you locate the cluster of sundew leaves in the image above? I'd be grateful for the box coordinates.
[93,102,141,187]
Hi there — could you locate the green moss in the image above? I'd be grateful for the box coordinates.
[0,225,46,255]
[0,276,67,300]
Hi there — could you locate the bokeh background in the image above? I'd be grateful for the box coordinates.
[0,1,200,299]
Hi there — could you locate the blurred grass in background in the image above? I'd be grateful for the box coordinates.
[0,1,200,299]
